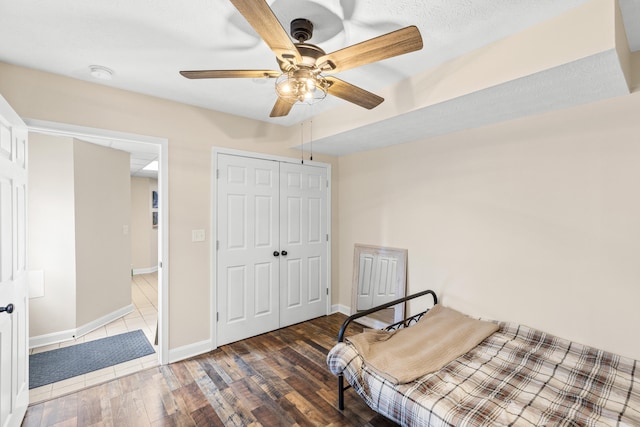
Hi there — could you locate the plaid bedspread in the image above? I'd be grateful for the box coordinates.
[327,322,640,426]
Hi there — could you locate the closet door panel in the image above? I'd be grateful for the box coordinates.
[216,155,279,345]
[279,163,328,327]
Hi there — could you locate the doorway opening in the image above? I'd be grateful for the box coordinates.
[24,119,168,402]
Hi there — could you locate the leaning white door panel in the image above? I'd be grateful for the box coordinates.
[0,95,29,427]
[216,155,279,346]
[279,163,327,327]
[372,255,399,306]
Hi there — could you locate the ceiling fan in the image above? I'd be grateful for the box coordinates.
[180,0,424,118]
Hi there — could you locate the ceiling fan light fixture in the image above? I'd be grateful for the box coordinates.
[275,69,328,105]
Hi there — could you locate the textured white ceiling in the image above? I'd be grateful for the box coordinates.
[0,0,638,159]
[307,50,631,155]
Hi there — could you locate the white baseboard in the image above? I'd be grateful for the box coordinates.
[29,304,135,349]
[76,304,135,338]
[168,340,212,364]
[29,328,77,349]
[331,304,351,316]
[132,266,158,275]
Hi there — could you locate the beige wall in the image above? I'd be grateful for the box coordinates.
[338,90,640,360]
[27,136,132,336]
[74,139,131,325]
[0,61,340,350]
[131,177,158,271]
[27,134,76,336]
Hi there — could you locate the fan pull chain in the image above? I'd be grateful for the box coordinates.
[300,122,304,164]
[310,119,313,161]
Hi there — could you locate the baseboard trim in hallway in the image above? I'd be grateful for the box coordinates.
[28,272,159,404]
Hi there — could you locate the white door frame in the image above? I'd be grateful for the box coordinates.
[211,147,332,349]
[23,119,169,365]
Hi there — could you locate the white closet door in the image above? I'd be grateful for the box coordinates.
[0,95,29,427]
[279,162,327,328]
[216,155,280,346]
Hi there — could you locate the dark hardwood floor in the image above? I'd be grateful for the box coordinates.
[23,313,398,426]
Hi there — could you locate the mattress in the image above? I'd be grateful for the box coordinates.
[328,322,640,426]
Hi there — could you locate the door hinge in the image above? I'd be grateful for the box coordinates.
[216,169,220,179]
[326,234,329,242]
[216,240,219,250]
[326,179,329,188]
[326,288,329,295]
[216,312,219,322]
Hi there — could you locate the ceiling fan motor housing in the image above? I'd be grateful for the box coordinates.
[291,18,313,42]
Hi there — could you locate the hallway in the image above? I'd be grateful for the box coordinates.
[28,272,159,404]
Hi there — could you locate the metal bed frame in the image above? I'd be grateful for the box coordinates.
[336,289,438,410]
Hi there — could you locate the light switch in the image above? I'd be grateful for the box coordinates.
[192,229,206,242]
[123,225,129,235]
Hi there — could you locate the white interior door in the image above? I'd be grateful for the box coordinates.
[216,154,280,346]
[0,95,29,427]
[215,153,329,345]
[279,162,327,327]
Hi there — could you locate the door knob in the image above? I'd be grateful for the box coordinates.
[273,251,280,257]
[281,250,288,256]
[0,304,14,314]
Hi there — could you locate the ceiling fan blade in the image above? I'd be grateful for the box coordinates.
[229,0,302,66]
[270,97,294,117]
[325,76,384,110]
[180,70,280,79]
[317,26,423,74]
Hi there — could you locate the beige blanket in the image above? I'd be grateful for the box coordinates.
[346,304,499,384]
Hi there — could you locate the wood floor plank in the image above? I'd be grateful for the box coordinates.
[279,346,332,384]
[150,410,196,427]
[316,387,375,425]
[25,314,396,427]
[41,393,78,427]
[220,345,259,378]
[251,405,290,426]
[249,368,292,400]
[48,416,78,427]
[191,372,254,426]
[76,386,105,426]
[197,359,230,391]
[141,384,175,424]
[259,351,296,380]
[168,362,197,388]
[173,382,211,414]
[243,376,300,426]
[283,390,333,426]
[110,389,151,427]
[158,364,184,392]
[189,404,225,427]
[285,375,353,426]
[21,402,44,427]
[228,378,264,412]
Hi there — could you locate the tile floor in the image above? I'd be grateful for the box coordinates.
[28,272,159,404]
